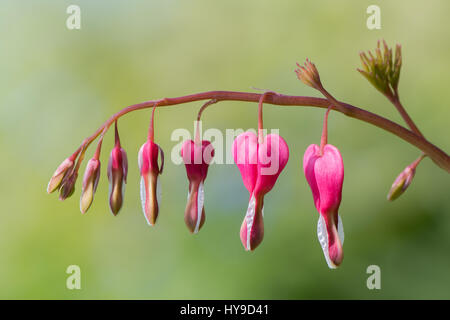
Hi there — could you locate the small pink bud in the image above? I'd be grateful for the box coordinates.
[138,140,164,226]
[303,144,344,268]
[107,122,128,215]
[387,166,415,201]
[233,132,289,251]
[47,158,74,194]
[181,139,214,233]
[107,146,128,215]
[80,158,101,214]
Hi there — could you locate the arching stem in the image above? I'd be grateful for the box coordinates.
[257,91,275,144]
[195,99,217,145]
[69,91,450,173]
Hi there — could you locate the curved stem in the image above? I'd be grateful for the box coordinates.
[319,106,332,155]
[196,99,218,121]
[77,91,450,173]
[196,99,217,145]
[257,92,274,144]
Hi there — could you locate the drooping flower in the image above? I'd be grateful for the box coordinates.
[80,158,101,214]
[138,104,165,226]
[138,140,164,226]
[233,132,289,251]
[107,122,128,215]
[303,108,344,268]
[181,139,214,233]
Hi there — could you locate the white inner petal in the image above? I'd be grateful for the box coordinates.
[338,214,344,245]
[194,181,204,234]
[317,214,344,269]
[140,177,148,224]
[156,176,162,207]
[138,144,144,171]
[245,195,256,250]
[108,181,113,214]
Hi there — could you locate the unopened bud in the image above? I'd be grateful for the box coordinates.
[387,166,416,201]
[47,158,74,193]
[59,172,78,201]
[295,59,322,90]
[138,140,164,226]
[107,146,128,216]
[80,158,101,213]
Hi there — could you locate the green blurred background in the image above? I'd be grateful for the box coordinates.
[0,0,449,299]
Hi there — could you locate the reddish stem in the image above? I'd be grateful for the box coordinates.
[71,91,450,173]
[195,99,217,145]
[388,92,424,138]
[148,103,157,142]
[114,120,121,148]
[319,106,332,155]
[257,91,274,144]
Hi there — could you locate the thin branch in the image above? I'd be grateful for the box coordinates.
[77,91,450,173]
[388,92,424,138]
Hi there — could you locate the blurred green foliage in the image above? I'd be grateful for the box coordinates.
[0,0,449,299]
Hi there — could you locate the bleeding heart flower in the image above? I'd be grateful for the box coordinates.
[107,122,128,216]
[303,143,344,268]
[80,158,101,214]
[138,139,164,226]
[181,139,214,233]
[233,132,289,251]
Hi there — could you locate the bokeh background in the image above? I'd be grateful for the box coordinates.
[0,0,449,299]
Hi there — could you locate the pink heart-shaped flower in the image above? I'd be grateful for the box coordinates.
[303,143,344,268]
[233,132,289,251]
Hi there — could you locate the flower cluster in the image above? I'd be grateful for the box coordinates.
[358,40,402,98]
[48,41,438,270]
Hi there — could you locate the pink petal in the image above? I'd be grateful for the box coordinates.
[232,132,258,194]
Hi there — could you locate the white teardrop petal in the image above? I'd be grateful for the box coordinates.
[138,144,144,171]
[245,195,256,250]
[317,215,336,269]
[140,176,148,223]
[337,214,344,245]
[156,175,162,207]
[194,181,205,234]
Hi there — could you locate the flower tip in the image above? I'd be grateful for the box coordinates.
[79,188,93,214]
[328,244,344,268]
[47,180,57,194]
[240,196,264,252]
[144,216,156,227]
[109,200,121,216]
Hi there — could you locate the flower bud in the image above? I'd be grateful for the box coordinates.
[233,132,289,251]
[138,140,164,226]
[387,166,415,201]
[47,158,74,194]
[181,139,214,233]
[80,158,101,214]
[303,144,344,268]
[59,171,78,201]
[107,146,128,215]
